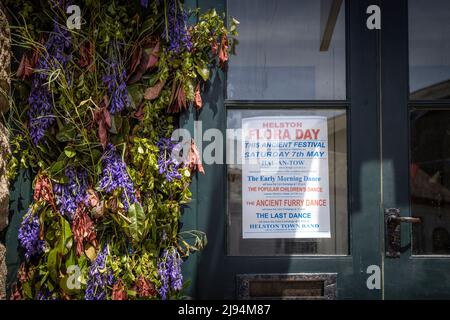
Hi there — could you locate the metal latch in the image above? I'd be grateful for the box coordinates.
[385,208,421,258]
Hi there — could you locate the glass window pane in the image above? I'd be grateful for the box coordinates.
[409,0,450,99]
[411,110,450,255]
[227,0,346,100]
[227,109,348,255]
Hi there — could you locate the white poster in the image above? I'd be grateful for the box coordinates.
[241,116,331,239]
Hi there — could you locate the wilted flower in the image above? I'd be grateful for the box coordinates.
[98,143,137,211]
[112,279,128,300]
[136,275,157,298]
[18,209,45,261]
[72,206,98,256]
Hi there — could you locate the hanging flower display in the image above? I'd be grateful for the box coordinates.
[4,0,237,300]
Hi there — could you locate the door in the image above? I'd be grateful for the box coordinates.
[382,0,450,298]
[182,0,383,299]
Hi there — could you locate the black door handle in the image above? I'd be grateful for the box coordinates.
[385,208,421,258]
[387,215,421,224]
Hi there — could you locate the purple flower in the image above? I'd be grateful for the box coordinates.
[85,245,114,300]
[141,0,148,8]
[157,248,183,299]
[157,138,183,182]
[103,60,130,114]
[29,16,71,145]
[163,0,192,53]
[36,288,57,300]
[53,167,89,220]
[18,209,45,261]
[99,143,137,211]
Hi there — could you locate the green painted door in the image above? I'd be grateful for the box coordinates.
[382,0,450,298]
[182,0,383,299]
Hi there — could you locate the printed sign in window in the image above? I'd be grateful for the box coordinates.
[241,116,331,239]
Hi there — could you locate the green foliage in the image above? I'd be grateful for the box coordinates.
[5,0,237,300]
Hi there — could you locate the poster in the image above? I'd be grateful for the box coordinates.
[241,116,331,239]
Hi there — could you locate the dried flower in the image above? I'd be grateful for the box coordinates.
[72,206,98,256]
[79,41,95,72]
[93,96,112,148]
[10,284,22,300]
[34,174,57,209]
[136,275,157,298]
[112,279,128,300]
[187,139,205,174]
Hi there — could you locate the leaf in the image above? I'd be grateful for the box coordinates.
[127,37,160,84]
[128,84,144,108]
[64,146,76,158]
[188,139,205,174]
[21,282,33,299]
[144,80,165,100]
[61,217,73,254]
[79,41,96,72]
[17,54,33,80]
[85,244,97,262]
[56,125,76,142]
[211,39,218,56]
[219,34,229,68]
[168,81,187,113]
[48,160,66,176]
[146,40,160,69]
[195,64,210,81]
[128,202,147,243]
[47,248,59,282]
[94,100,112,148]
[60,275,79,296]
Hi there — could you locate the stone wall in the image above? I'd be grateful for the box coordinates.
[0,4,11,300]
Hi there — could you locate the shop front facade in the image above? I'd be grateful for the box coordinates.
[179,0,450,299]
[3,0,450,300]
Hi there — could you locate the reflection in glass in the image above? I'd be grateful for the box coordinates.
[409,0,450,99]
[411,110,450,254]
[227,0,346,100]
[227,109,348,255]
